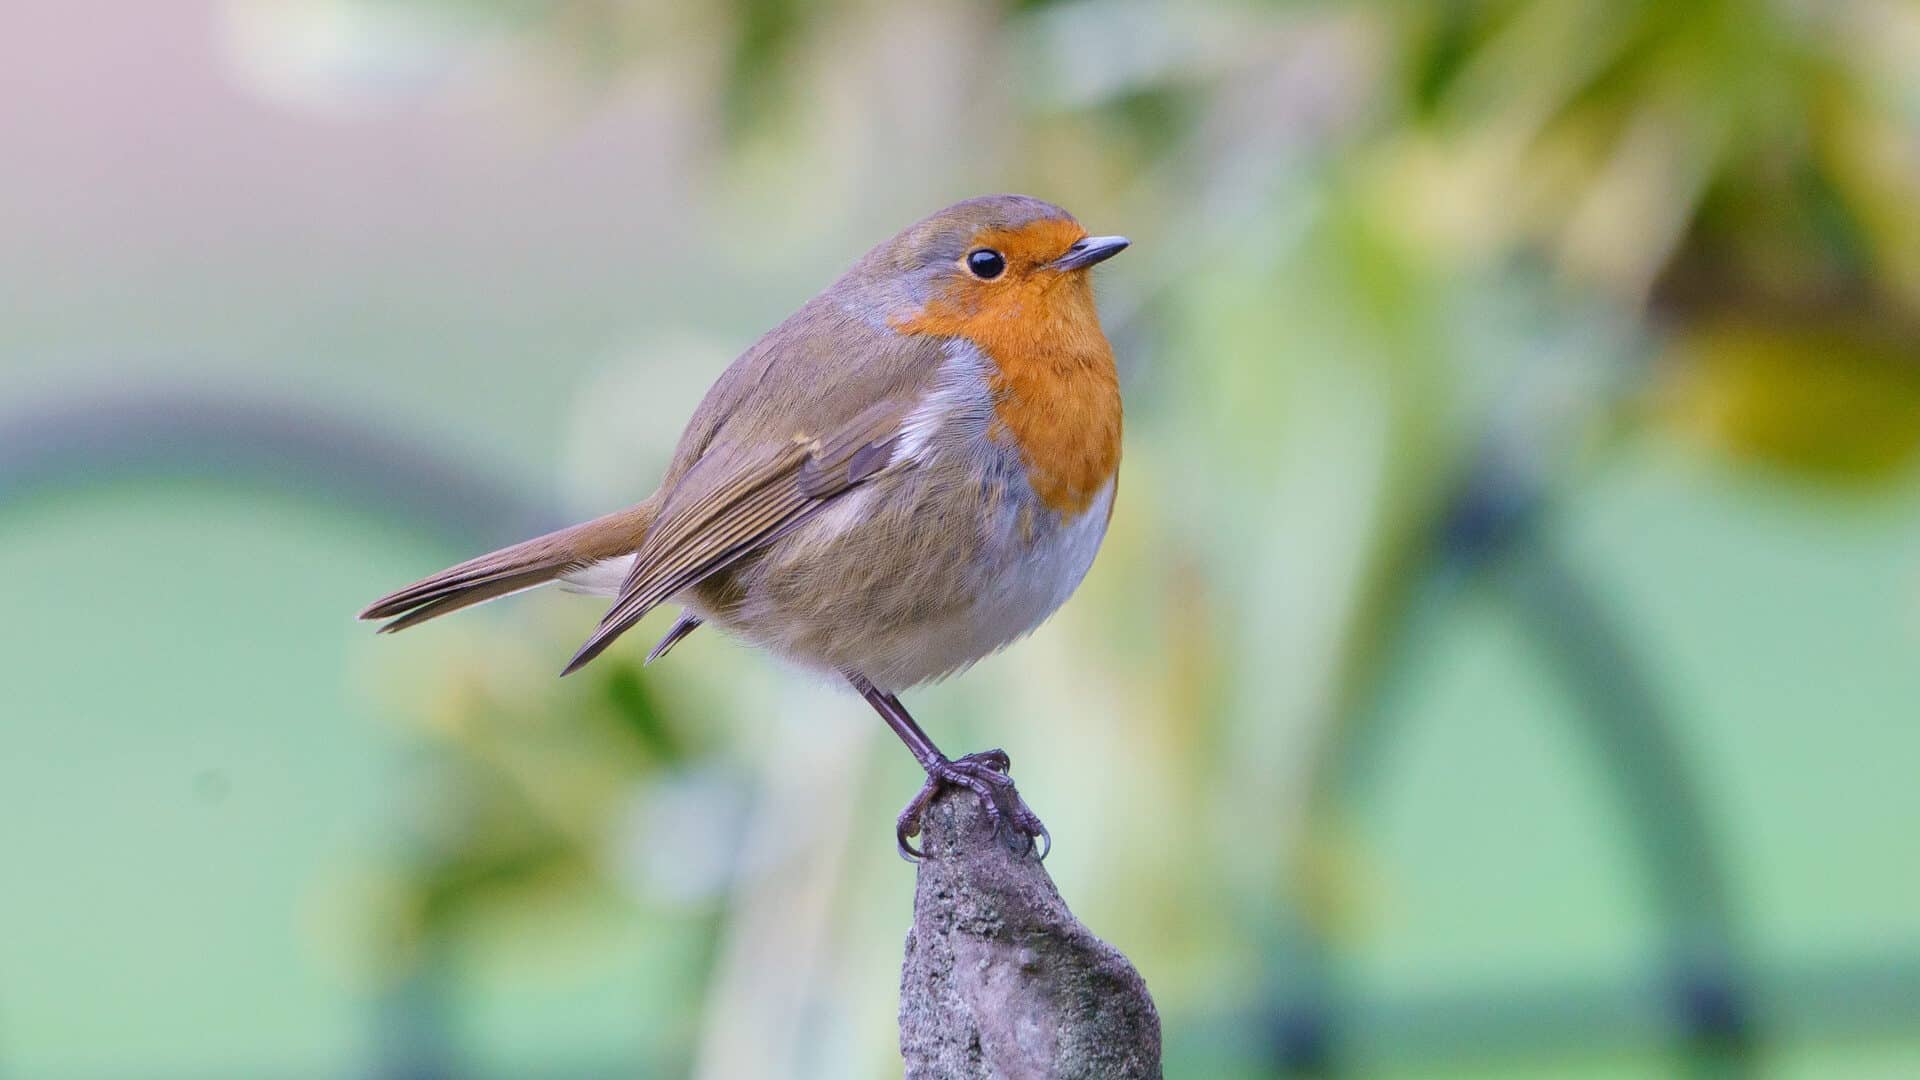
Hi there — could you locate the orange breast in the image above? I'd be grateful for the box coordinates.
[895,264,1122,516]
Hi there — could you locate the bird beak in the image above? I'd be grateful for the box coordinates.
[1050,235,1130,272]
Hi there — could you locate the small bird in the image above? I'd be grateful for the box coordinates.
[361,195,1128,858]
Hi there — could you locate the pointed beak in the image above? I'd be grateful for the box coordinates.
[1050,235,1130,272]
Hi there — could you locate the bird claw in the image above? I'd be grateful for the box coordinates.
[895,749,1049,862]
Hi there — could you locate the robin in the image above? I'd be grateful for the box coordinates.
[361,194,1128,859]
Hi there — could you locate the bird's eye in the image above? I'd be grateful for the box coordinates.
[965,248,1006,280]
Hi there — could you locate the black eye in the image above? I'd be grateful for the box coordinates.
[965,248,1006,279]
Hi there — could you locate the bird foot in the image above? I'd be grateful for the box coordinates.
[896,748,1050,862]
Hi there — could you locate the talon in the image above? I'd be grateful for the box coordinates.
[849,680,1051,862]
[961,748,1011,773]
[895,786,934,861]
[894,750,1049,861]
[896,824,925,862]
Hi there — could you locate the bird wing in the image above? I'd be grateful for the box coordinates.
[559,397,908,675]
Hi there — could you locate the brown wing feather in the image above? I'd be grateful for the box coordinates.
[560,402,907,675]
[645,612,703,664]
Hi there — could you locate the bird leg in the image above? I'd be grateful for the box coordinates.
[847,673,1050,861]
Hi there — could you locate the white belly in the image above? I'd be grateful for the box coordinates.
[869,477,1113,689]
[957,480,1112,658]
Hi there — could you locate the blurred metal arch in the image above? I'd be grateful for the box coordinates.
[0,389,571,1080]
[0,389,563,544]
[1272,443,1757,1077]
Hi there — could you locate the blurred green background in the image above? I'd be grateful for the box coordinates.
[4,1,1919,1077]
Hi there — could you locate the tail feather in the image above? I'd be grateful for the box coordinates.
[360,499,658,632]
[373,566,562,633]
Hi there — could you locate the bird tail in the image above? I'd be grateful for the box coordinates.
[359,499,659,634]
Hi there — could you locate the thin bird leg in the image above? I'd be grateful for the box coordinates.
[846,672,1050,861]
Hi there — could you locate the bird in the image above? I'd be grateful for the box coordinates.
[360,194,1128,859]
